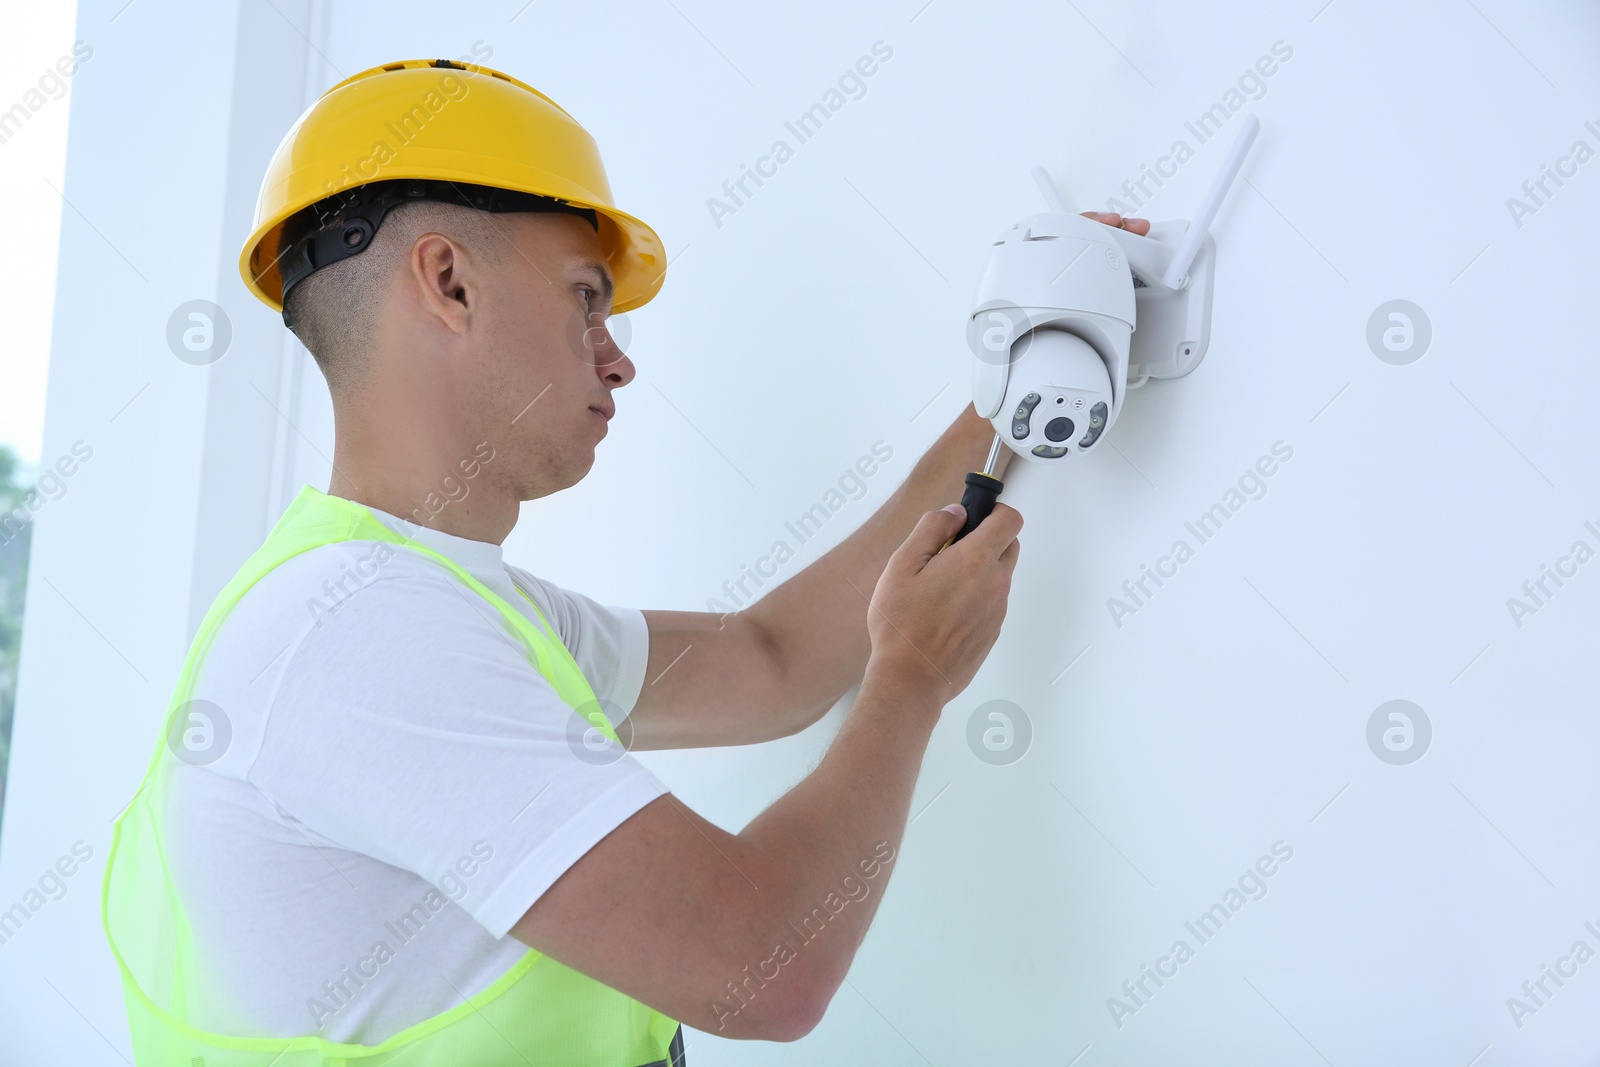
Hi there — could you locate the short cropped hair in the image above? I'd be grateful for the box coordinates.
[283,198,513,399]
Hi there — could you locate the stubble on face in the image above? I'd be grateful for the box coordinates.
[473,212,620,500]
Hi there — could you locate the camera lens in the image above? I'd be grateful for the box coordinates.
[1044,416,1075,442]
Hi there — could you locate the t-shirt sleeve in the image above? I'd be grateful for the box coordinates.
[505,564,650,725]
[248,568,671,939]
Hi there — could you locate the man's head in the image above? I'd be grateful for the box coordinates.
[283,195,632,505]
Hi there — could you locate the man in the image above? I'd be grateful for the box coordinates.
[102,57,1149,1064]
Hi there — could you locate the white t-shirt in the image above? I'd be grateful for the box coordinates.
[158,496,671,1044]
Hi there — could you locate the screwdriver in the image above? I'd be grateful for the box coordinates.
[945,433,1005,547]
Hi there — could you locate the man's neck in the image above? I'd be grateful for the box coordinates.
[327,457,519,545]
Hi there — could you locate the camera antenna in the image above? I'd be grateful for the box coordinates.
[1161,114,1259,290]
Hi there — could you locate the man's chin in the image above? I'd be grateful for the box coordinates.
[566,448,599,487]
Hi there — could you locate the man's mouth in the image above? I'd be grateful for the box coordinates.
[590,404,614,422]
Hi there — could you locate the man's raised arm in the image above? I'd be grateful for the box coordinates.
[513,498,1023,1039]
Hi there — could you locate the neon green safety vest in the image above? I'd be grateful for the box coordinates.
[102,483,685,1066]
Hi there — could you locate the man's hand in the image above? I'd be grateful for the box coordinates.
[1079,210,1151,235]
[864,502,1022,707]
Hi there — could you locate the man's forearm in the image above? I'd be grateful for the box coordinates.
[747,402,1012,726]
[728,664,939,1033]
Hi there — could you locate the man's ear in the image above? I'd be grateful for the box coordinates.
[410,232,475,335]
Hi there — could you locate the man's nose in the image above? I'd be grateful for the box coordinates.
[587,320,635,386]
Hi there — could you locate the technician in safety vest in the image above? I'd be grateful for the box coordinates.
[102,57,1144,1066]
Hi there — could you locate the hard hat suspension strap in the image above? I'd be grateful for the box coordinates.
[278,177,599,327]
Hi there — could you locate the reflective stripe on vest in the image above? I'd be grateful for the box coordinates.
[101,484,685,1066]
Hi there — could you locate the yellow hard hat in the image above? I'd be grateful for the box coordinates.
[238,58,666,322]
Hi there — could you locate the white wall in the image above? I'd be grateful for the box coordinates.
[5,0,1600,1063]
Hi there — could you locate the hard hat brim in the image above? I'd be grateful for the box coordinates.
[238,60,667,317]
[241,176,666,316]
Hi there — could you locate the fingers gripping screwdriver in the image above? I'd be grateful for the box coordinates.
[946,433,1005,547]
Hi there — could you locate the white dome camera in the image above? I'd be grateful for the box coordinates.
[967,116,1259,465]
[989,328,1114,460]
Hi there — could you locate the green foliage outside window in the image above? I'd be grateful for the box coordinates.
[0,444,35,841]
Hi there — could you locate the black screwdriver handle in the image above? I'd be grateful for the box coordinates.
[949,471,1004,544]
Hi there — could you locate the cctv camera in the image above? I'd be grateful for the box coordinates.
[997,329,1114,463]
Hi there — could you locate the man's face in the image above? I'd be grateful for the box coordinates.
[475,211,633,498]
